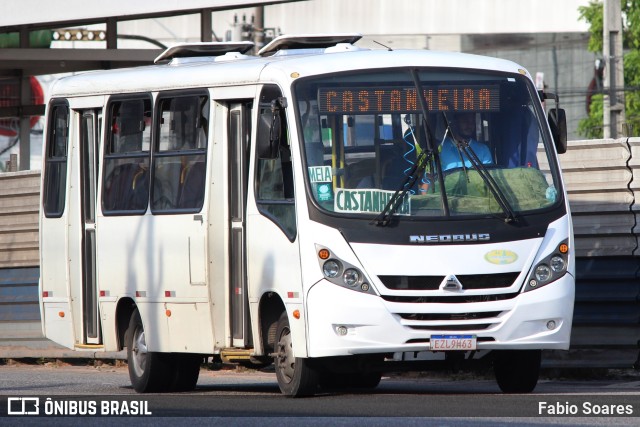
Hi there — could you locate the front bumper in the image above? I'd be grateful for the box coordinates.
[306,273,574,357]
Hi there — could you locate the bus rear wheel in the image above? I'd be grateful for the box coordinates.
[493,349,541,393]
[170,354,201,392]
[274,312,319,397]
[126,309,172,393]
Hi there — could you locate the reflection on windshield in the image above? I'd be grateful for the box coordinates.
[296,69,560,219]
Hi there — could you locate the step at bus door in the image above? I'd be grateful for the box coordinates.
[79,110,101,344]
[228,102,252,348]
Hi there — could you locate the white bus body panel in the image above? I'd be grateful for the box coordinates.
[306,275,573,357]
[304,216,574,357]
[40,96,107,350]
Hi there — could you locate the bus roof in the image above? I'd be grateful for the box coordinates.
[49,42,531,99]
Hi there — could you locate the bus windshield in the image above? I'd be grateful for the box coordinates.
[295,68,561,219]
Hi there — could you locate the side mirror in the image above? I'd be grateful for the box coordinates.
[257,97,287,159]
[548,108,567,154]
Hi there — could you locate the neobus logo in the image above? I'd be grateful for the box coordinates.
[409,233,490,243]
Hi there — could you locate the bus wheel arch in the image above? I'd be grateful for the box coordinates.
[115,297,136,351]
[259,292,286,356]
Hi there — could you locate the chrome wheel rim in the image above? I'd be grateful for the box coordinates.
[131,325,148,377]
[276,326,294,383]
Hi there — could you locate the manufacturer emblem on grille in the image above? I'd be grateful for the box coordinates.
[441,275,463,291]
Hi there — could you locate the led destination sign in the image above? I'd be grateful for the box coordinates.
[318,85,500,114]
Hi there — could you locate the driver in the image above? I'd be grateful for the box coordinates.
[440,112,492,171]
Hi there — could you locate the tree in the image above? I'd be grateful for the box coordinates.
[578,0,640,138]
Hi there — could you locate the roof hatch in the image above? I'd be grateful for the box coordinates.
[258,33,362,57]
[154,41,255,64]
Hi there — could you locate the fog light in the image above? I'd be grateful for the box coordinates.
[547,320,557,330]
[336,325,348,336]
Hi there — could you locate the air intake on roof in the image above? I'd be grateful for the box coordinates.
[154,41,255,64]
[258,33,362,57]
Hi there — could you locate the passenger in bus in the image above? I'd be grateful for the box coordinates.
[439,112,492,171]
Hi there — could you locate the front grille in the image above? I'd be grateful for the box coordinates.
[405,337,496,344]
[379,275,444,290]
[378,272,519,291]
[397,311,502,321]
[381,292,519,304]
[407,323,493,331]
[455,272,519,289]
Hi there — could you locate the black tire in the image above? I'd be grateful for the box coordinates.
[169,354,202,392]
[126,309,173,393]
[493,350,541,393]
[349,372,382,389]
[274,312,319,397]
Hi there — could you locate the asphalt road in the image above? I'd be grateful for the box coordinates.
[1,361,639,426]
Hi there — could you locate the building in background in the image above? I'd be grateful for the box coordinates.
[0,0,593,170]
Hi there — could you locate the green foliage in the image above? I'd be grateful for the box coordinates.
[623,0,640,49]
[578,1,603,53]
[578,1,640,137]
[578,95,604,139]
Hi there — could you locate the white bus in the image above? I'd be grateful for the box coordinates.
[39,34,574,396]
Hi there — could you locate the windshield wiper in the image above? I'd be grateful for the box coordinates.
[441,112,518,223]
[372,69,451,227]
[371,149,432,226]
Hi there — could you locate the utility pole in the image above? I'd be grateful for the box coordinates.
[254,6,265,53]
[603,0,625,138]
[18,28,30,170]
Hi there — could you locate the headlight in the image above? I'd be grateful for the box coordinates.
[550,255,566,272]
[524,240,570,292]
[343,268,361,287]
[315,245,376,295]
[323,260,341,278]
[534,264,551,282]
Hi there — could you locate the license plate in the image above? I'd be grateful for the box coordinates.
[430,334,477,351]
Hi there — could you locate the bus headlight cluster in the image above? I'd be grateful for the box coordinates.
[321,259,363,288]
[316,245,376,295]
[524,240,569,292]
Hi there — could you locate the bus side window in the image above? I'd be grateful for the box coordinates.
[151,93,208,213]
[102,97,152,214]
[255,85,296,240]
[43,101,69,217]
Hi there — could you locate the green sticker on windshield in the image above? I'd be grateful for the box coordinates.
[309,165,332,183]
[334,188,410,215]
[316,183,333,202]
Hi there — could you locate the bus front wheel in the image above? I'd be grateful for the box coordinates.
[493,349,541,393]
[126,309,172,393]
[274,312,319,397]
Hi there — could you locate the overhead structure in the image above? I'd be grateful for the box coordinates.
[0,0,301,170]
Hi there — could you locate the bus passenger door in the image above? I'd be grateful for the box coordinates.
[228,102,252,347]
[78,110,101,344]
